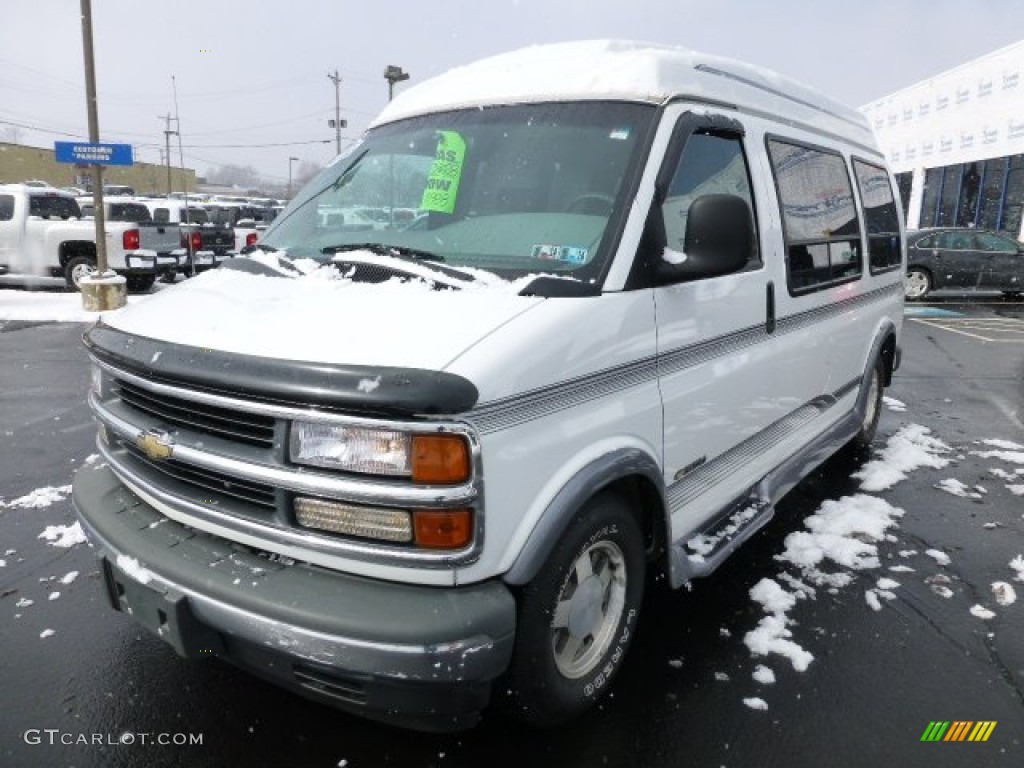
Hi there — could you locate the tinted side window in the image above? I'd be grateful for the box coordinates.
[662,131,757,262]
[974,232,1015,252]
[0,195,14,221]
[937,231,972,250]
[768,139,861,294]
[28,195,81,219]
[853,159,901,273]
[913,234,937,249]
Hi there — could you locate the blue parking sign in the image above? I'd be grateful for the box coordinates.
[54,141,134,166]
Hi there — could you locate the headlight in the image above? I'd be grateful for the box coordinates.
[290,422,471,484]
[290,422,412,476]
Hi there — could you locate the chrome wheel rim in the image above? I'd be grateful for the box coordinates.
[904,270,928,299]
[71,262,95,288]
[551,539,627,679]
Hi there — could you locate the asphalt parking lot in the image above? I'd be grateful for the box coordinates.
[0,294,1022,768]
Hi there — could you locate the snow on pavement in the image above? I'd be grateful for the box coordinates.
[2,485,72,509]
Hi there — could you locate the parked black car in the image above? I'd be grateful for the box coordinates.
[905,228,1024,300]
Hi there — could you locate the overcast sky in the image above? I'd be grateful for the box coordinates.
[2,0,1022,183]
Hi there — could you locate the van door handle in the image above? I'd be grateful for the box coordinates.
[766,281,776,335]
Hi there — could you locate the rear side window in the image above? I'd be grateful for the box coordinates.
[28,195,81,219]
[109,203,152,222]
[0,194,13,221]
[852,160,901,273]
[767,139,862,294]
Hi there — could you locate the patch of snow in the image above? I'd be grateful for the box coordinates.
[116,555,153,585]
[865,590,883,611]
[931,585,954,599]
[888,565,915,573]
[853,424,951,491]
[714,671,731,682]
[39,629,55,639]
[16,598,34,608]
[991,582,1016,606]
[743,613,814,672]
[356,376,381,393]
[935,478,982,499]
[1007,484,1024,496]
[667,658,684,669]
[876,578,900,590]
[662,247,688,265]
[882,396,906,412]
[686,505,761,558]
[48,592,60,601]
[38,522,86,548]
[1010,555,1024,581]
[776,494,904,583]
[59,571,79,585]
[981,438,1024,451]
[7,485,73,509]
[971,449,1024,465]
[898,550,918,558]
[752,665,775,685]
[925,549,951,566]
[743,697,769,711]
[969,604,996,620]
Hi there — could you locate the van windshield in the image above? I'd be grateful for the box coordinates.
[261,102,654,281]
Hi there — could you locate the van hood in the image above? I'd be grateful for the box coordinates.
[101,262,543,372]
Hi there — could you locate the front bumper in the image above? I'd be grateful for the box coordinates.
[72,463,517,731]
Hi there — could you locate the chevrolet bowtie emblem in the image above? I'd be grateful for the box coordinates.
[136,429,174,461]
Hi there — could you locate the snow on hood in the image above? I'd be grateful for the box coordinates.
[102,259,543,371]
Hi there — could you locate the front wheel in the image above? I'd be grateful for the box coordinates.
[904,268,931,300]
[505,492,645,727]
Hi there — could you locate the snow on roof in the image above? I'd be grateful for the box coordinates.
[373,40,873,145]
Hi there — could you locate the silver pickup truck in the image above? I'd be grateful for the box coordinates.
[79,197,183,290]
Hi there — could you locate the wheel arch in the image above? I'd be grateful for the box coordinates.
[59,240,96,268]
[502,447,667,587]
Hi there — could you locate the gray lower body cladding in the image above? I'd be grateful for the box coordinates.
[72,463,516,732]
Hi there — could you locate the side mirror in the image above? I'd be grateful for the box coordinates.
[656,194,754,284]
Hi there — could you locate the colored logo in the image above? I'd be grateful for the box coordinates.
[921,721,996,742]
[136,429,174,461]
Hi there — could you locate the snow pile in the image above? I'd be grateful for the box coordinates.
[776,494,904,586]
[934,478,983,499]
[743,578,814,672]
[853,425,951,492]
[752,665,775,685]
[38,522,86,548]
[1010,555,1024,582]
[3,485,73,509]
[925,549,951,566]
[882,396,907,412]
[991,582,1016,606]
[116,555,154,585]
[743,697,769,711]
[969,604,996,620]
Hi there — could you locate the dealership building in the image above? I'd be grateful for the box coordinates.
[860,39,1024,239]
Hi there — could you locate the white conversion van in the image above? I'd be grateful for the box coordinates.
[72,41,904,731]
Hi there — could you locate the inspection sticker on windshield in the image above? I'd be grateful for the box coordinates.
[532,245,589,264]
[421,131,466,214]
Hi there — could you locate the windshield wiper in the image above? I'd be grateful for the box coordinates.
[322,243,445,262]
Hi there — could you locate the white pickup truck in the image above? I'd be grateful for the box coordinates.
[0,184,179,291]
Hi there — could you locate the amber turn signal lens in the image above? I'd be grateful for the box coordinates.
[413,509,473,549]
[411,434,470,484]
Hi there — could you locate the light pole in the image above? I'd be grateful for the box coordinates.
[288,156,299,198]
[384,65,409,101]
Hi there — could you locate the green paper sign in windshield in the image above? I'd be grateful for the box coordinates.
[421,131,466,214]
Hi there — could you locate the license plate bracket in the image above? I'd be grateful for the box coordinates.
[101,557,224,659]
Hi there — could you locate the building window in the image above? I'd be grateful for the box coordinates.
[920,168,943,228]
[978,158,1006,231]
[767,139,861,294]
[936,164,962,226]
[1000,155,1024,237]
[958,163,982,227]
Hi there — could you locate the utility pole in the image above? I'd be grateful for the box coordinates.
[79,0,107,275]
[160,112,178,196]
[327,70,342,156]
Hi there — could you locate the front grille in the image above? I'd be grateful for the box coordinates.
[121,440,277,509]
[117,379,276,448]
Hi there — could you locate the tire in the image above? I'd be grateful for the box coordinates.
[904,268,931,300]
[63,255,96,290]
[505,492,644,727]
[849,356,884,452]
[126,274,156,293]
